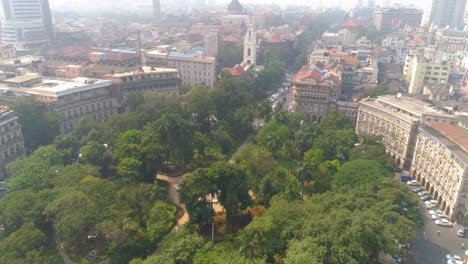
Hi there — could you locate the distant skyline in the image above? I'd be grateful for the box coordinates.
[45,0,427,13]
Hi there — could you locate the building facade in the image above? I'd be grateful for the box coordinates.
[356,95,456,168]
[422,0,466,29]
[0,106,24,178]
[153,0,161,21]
[373,8,423,31]
[1,0,54,49]
[292,63,342,121]
[145,46,216,87]
[0,75,117,134]
[0,45,16,61]
[403,52,450,95]
[410,122,468,221]
[105,67,181,106]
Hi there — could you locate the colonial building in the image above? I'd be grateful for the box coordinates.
[356,95,456,168]
[0,106,24,178]
[145,46,216,87]
[292,62,342,121]
[0,75,117,134]
[105,66,181,105]
[410,122,468,221]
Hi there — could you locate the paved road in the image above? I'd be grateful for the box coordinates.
[408,190,467,263]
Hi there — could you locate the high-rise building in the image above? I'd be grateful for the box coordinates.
[422,0,466,29]
[1,0,54,49]
[153,0,161,22]
[373,7,423,31]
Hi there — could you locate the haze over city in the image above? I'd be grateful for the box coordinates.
[1,0,468,263]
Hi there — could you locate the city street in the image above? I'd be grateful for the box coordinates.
[407,190,467,263]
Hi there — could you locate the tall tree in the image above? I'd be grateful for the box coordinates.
[10,98,59,150]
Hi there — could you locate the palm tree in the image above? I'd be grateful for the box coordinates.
[295,163,316,199]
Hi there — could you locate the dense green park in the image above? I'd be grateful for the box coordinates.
[0,9,421,264]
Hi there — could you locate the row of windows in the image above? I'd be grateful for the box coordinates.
[60,100,114,120]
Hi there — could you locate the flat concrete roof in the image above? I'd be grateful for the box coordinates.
[377,95,453,118]
[4,74,42,83]
[0,77,112,97]
[105,66,178,78]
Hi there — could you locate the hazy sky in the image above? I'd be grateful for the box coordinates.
[46,0,427,12]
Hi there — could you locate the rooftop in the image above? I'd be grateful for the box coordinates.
[377,95,453,118]
[422,122,468,164]
[0,77,112,98]
[105,66,178,78]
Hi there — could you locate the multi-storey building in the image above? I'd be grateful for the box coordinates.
[435,29,468,52]
[0,106,24,178]
[356,95,456,168]
[410,121,468,221]
[403,49,451,95]
[373,7,423,31]
[105,66,181,105]
[0,45,16,61]
[145,46,216,87]
[422,0,466,29]
[292,62,342,121]
[1,0,54,49]
[0,75,117,134]
[321,29,357,51]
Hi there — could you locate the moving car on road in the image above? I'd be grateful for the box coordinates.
[457,229,465,237]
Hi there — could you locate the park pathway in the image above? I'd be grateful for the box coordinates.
[54,231,75,264]
[156,173,189,232]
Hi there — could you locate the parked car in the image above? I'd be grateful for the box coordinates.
[420,194,432,201]
[447,259,463,264]
[446,254,463,261]
[425,200,438,206]
[407,180,419,186]
[437,213,449,220]
[428,209,443,215]
[435,219,452,227]
[400,175,413,182]
[418,191,429,197]
[431,214,440,220]
[426,204,438,210]
[457,229,465,237]
[0,182,4,191]
[411,187,424,193]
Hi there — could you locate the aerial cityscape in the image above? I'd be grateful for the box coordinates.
[0,0,468,263]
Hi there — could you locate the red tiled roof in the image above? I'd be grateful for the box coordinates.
[223,35,243,42]
[329,50,344,57]
[341,17,362,28]
[293,63,340,86]
[341,56,359,66]
[223,64,245,76]
[428,121,468,151]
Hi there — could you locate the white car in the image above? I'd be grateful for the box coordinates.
[437,213,449,220]
[447,259,463,264]
[418,191,429,197]
[407,180,419,186]
[446,254,463,261]
[426,204,438,209]
[425,200,438,206]
[431,214,440,220]
[435,219,452,227]
[428,209,443,215]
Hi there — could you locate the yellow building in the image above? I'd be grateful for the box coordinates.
[410,122,468,221]
[403,52,450,95]
[356,95,456,168]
